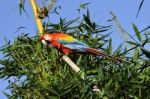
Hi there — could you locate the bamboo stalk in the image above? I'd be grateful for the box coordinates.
[62,56,80,72]
[62,55,84,79]
[30,0,44,35]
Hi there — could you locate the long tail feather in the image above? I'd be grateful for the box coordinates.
[85,48,122,62]
[85,48,110,57]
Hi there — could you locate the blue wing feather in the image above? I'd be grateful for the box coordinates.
[58,39,89,52]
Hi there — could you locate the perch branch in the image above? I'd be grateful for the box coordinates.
[62,55,84,79]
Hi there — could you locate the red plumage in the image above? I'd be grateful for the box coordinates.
[40,33,122,62]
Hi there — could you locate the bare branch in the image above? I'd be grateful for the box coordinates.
[62,55,84,79]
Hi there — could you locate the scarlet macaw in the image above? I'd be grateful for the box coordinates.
[40,32,120,59]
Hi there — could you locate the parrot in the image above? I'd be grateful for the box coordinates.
[40,32,121,61]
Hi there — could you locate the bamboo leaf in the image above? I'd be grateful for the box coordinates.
[109,11,130,43]
[107,38,112,54]
[105,79,112,91]
[114,43,122,55]
[79,2,91,9]
[136,0,145,17]
[64,17,79,27]
[141,47,150,59]
[83,14,92,27]
[133,49,139,62]
[126,41,140,46]
[132,23,142,42]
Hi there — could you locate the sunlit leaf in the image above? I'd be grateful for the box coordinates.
[133,49,139,62]
[132,23,142,42]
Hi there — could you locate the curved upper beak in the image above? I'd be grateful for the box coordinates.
[41,39,47,45]
[40,35,47,45]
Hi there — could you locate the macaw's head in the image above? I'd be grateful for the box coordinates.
[40,34,52,45]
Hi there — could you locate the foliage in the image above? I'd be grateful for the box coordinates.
[1,2,150,99]
[136,0,145,17]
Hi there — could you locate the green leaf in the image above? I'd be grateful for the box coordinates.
[121,47,128,56]
[136,0,145,17]
[83,14,92,27]
[49,89,60,96]
[97,33,111,41]
[53,6,61,15]
[141,47,150,59]
[107,38,112,54]
[76,55,83,65]
[126,41,140,46]
[114,43,122,55]
[105,79,112,91]
[133,49,139,62]
[132,23,142,42]
[47,96,58,99]
[110,11,130,43]
[79,2,91,9]
[2,91,11,98]
[64,17,79,27]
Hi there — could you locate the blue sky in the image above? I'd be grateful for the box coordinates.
[0,0,150,98]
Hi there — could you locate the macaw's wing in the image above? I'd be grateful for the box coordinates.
[58,39,90,52]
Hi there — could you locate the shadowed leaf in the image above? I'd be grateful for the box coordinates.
[141,47,150,59]
[136,0,145,18]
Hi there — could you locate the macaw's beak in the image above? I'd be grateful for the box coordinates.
[40,35,48,45]
[40,35,52,49]
[42,39,51,45]
[41,39,47,45]
[41,39,49,49]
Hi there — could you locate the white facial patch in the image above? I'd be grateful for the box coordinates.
[44,35,51,41]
